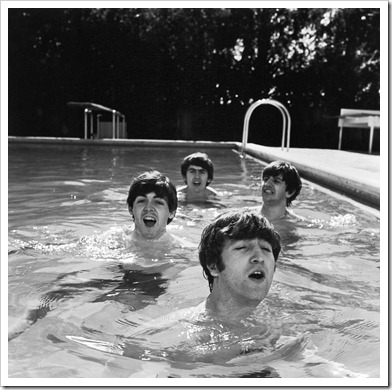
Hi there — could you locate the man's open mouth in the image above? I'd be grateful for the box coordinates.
[143,216,157,228]
[248,270,265,281]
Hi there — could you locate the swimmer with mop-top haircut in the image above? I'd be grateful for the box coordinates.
[178,152,218,202]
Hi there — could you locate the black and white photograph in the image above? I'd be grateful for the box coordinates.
[2,1,387,387]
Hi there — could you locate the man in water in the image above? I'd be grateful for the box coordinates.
[8,171,182,341]
[128,210,282,341]
[129,209,281,322]
[70,210,309,376]
[199,209,281,319]
[177,152,218,202]
[260,161,302,222]
[126,170,178,241]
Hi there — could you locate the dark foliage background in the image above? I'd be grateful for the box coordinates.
[8,8,380,151]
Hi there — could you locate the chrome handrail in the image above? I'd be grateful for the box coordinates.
[240,99,291,155]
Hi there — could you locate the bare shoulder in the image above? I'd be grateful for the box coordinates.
[207,187,219,197]
[286,209,307,222]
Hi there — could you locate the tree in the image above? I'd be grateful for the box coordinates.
[8,7,380,149]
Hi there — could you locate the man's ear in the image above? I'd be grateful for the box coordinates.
[169,210,176,220]
[207,263,220,277]
[285,189,295,199]
[128,206,134,218]
[182,175,187,185]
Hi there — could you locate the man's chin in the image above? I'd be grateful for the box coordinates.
[262,195,275,203]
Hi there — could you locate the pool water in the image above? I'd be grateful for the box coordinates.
[7,143,380,380]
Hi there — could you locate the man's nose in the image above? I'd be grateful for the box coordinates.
[144,200,154,210]
[250,247,264,263]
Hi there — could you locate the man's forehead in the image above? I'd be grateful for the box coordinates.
[264,172,284,179]
[135,192,165,199]
[187,165,206,171]
[224,237,272,246]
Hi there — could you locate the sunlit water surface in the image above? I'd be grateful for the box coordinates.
[8,144,380,379]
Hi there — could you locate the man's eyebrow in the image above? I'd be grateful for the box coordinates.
[152,195,166,200]
[268,174,283,179]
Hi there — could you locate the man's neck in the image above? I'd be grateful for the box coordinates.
[205,291,258,322]
[261,202,288,222]
[130,229,171,243]
[185,187,210,201]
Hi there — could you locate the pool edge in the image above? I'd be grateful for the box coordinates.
[241,144,380,210]
[8,136,237,149]
[8,136,380,210]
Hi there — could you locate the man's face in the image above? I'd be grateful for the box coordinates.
[261,174,290,205]
[184,165,209,193]
[211,238,276,306]
[129,192,175,239]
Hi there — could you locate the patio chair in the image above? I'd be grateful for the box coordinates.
[337,108,380,153]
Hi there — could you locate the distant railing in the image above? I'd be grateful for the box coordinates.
[240,99,291,155]
[67,102,126,139]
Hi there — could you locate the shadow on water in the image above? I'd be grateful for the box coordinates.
[9,265,168,341]
[93,267,168,308]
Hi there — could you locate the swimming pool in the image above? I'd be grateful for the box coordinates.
[7,142,381,383]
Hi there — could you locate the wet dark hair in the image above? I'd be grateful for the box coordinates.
[199,209,281,292]
[126,170,178,224]
[180,152,214,185]
[262,161,302,207]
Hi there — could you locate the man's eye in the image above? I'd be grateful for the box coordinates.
[261,247,271,252]
[234,246,247,250]
[155,200,165,205]
[136,199,145,204]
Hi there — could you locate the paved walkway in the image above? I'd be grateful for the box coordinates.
[241,143,380,209]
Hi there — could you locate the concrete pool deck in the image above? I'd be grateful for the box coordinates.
[240,143,380,210]
[8,136,381,210]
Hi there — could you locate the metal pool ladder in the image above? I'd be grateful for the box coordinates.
[240,99,291,156]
